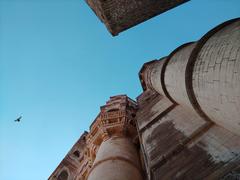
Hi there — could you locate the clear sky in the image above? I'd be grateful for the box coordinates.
[0,0,239,179]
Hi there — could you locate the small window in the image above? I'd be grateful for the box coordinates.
[73,150,80,158]
[107,108,118,112]
[57,170,68,180]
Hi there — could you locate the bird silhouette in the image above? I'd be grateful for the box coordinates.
[14,116,22,122]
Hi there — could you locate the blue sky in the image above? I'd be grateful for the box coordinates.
[0,0,239,179]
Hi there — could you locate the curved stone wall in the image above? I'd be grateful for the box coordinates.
[140,18,240,135]
[87,137,142,180]
[190,19,240,136]
[149,58,166,97]
[164,42,196,109]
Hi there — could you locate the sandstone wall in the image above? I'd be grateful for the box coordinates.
[137,18,240,179]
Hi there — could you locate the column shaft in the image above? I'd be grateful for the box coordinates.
[87,136,142,180]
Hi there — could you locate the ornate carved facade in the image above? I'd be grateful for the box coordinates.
[49,96,143,180]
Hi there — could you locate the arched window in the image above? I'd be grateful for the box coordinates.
[73,150,80,158]
[57,170,68,180]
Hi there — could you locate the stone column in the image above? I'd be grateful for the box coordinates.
[88,136,142,180]
[86,95,143,180]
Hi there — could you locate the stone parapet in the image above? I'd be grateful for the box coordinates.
[85,0,189,36]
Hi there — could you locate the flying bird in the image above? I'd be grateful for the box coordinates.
[14,116,22,122]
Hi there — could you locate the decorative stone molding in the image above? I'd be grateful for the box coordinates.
[72,95,140,179]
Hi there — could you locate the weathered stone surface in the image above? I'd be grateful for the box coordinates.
[138,18,240,180]
[88,137,142,180]
[192,20,240,136]
[136,91,240,180]
[140,18,240,136]
[49,18,240,180]
[85,0,189,36]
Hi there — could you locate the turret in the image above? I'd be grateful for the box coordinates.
[139,18,240,135]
